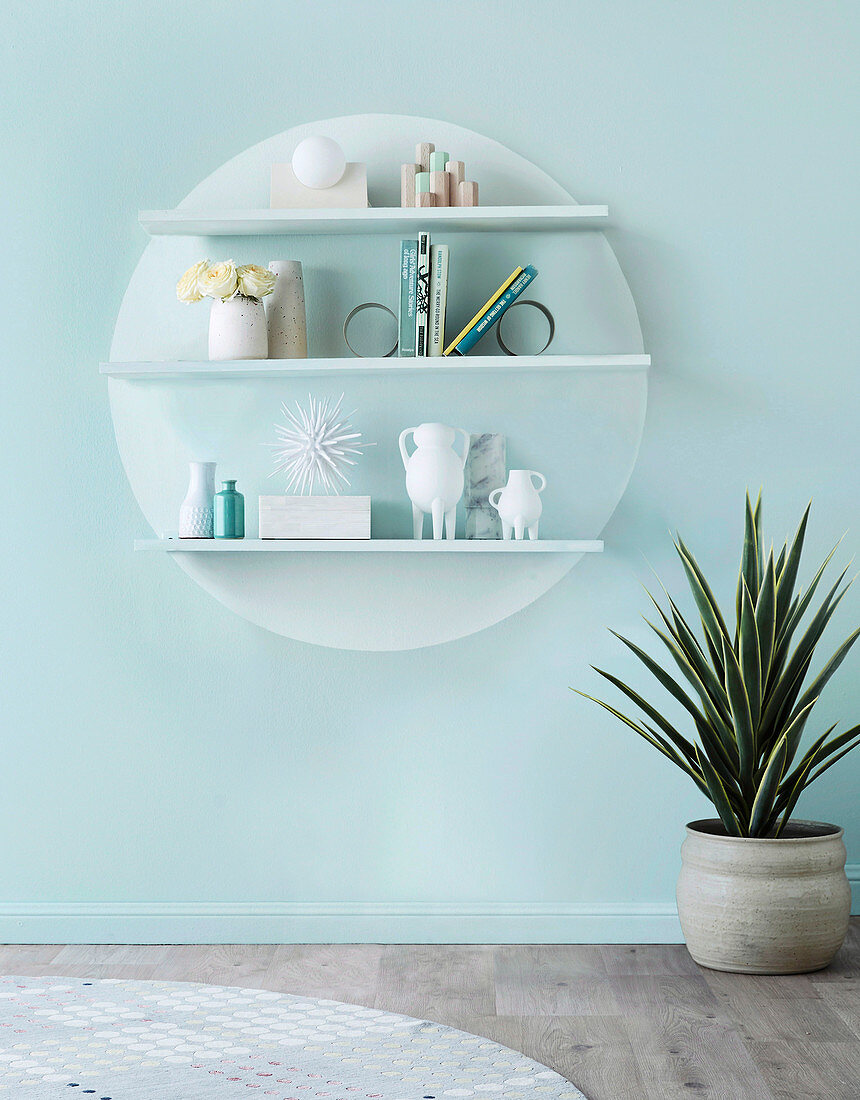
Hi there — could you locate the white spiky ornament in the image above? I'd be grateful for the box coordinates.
[268,394,371,495]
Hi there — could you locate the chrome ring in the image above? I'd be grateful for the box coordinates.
[343,302,399,358]
[496,299,556,356]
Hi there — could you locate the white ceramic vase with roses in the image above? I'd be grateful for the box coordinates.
[176,260,277,361]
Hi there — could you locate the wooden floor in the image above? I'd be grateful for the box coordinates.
[2,922,859,1100]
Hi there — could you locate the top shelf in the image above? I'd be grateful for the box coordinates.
[139,205,610,237]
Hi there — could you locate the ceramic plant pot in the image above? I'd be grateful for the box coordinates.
[399,422,469,540]
[677,818,851,974]
[179,461,216,538]
[208,294,268,360]
[266,260,307,358]
[489,469,546,540]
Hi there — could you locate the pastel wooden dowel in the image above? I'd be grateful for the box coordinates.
[416,192,436,207]
[401,163,417,208]
[458,180,479,207]
[415,142,435,172]
[429,170,450,207]
[446,160,465,204]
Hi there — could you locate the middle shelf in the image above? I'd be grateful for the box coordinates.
[102,354,650,380]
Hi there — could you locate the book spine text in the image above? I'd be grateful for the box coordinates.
[454,265,538,355]
[398,240,418,357]
[415,232,431,356]
[428,244,449,357]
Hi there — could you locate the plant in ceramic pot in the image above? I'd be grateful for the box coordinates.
[578,494,859,974]
[177,259,277,360]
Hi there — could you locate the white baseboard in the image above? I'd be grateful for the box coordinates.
[849,862,860,911]
[1,872,855,945]
[0,901,681,945]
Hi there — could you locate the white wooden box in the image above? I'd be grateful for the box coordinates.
[270,163,368,209]
[259,496,371,539]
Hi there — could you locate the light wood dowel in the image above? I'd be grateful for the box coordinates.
[446,160,465,204]
[415,142,434,172]
[458,180,479,207]
[401,163,417,207]
[430,169,450,207]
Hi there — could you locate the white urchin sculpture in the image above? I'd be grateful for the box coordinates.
[268,394,372,495]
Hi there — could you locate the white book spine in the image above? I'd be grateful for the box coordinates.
[428,245,449,357]
[415,232,431,356]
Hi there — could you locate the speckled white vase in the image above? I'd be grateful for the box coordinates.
[677,818,851,974]
[208,294,268,360]
[266,260,307,358]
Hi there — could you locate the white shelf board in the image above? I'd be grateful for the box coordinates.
[102,354,649,380]
[139,205,609,236]
[136,538,604,554]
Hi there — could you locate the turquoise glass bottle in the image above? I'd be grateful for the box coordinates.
[214,480,245,539]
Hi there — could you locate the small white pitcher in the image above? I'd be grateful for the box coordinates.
[489,469,546,540]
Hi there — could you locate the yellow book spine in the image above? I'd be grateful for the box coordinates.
[443,267,523,355]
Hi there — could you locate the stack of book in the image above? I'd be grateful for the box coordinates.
[398,233,538,358]
[398,233,448,357]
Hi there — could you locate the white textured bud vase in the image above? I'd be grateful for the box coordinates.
[266,260,307,358]
[208,294,268,361]
[179,461,217,538]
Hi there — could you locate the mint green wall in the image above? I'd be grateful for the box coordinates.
[2,0,858,941]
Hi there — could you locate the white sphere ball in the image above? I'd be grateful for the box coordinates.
[292,136,346,189]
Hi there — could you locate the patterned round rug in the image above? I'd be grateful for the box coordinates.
[0,977,585,1098]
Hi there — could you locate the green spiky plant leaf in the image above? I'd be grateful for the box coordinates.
[576,495,860,837]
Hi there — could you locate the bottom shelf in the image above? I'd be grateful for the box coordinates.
[135,538,603,554]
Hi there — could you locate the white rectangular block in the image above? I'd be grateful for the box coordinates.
[270,163,368,209]
[259,496,371,539]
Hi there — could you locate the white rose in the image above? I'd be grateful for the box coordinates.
[199,260,238,300]
[237,264,277,299]
[176,259,209,303]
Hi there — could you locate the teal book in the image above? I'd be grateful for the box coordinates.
[453,265,538,355]
[398,240,418,356]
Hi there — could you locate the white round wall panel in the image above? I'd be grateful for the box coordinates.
[109,114,647,650]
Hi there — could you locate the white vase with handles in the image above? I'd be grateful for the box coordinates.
[489,469,546,540]
[399,423,469,540]
[208,295,268,361]
[266,260,307,358]
[179,461,217,538]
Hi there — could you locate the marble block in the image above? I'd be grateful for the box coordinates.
[465,433,506,539]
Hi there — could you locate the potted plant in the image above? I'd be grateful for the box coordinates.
[578,494,859,973]
[177,259,277,361]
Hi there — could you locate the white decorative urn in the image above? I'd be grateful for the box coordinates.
[399,423,469,540]
[266,260,307,358]
[179,461,217,538]
[208,294,268,361]
[489,469,546,540]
